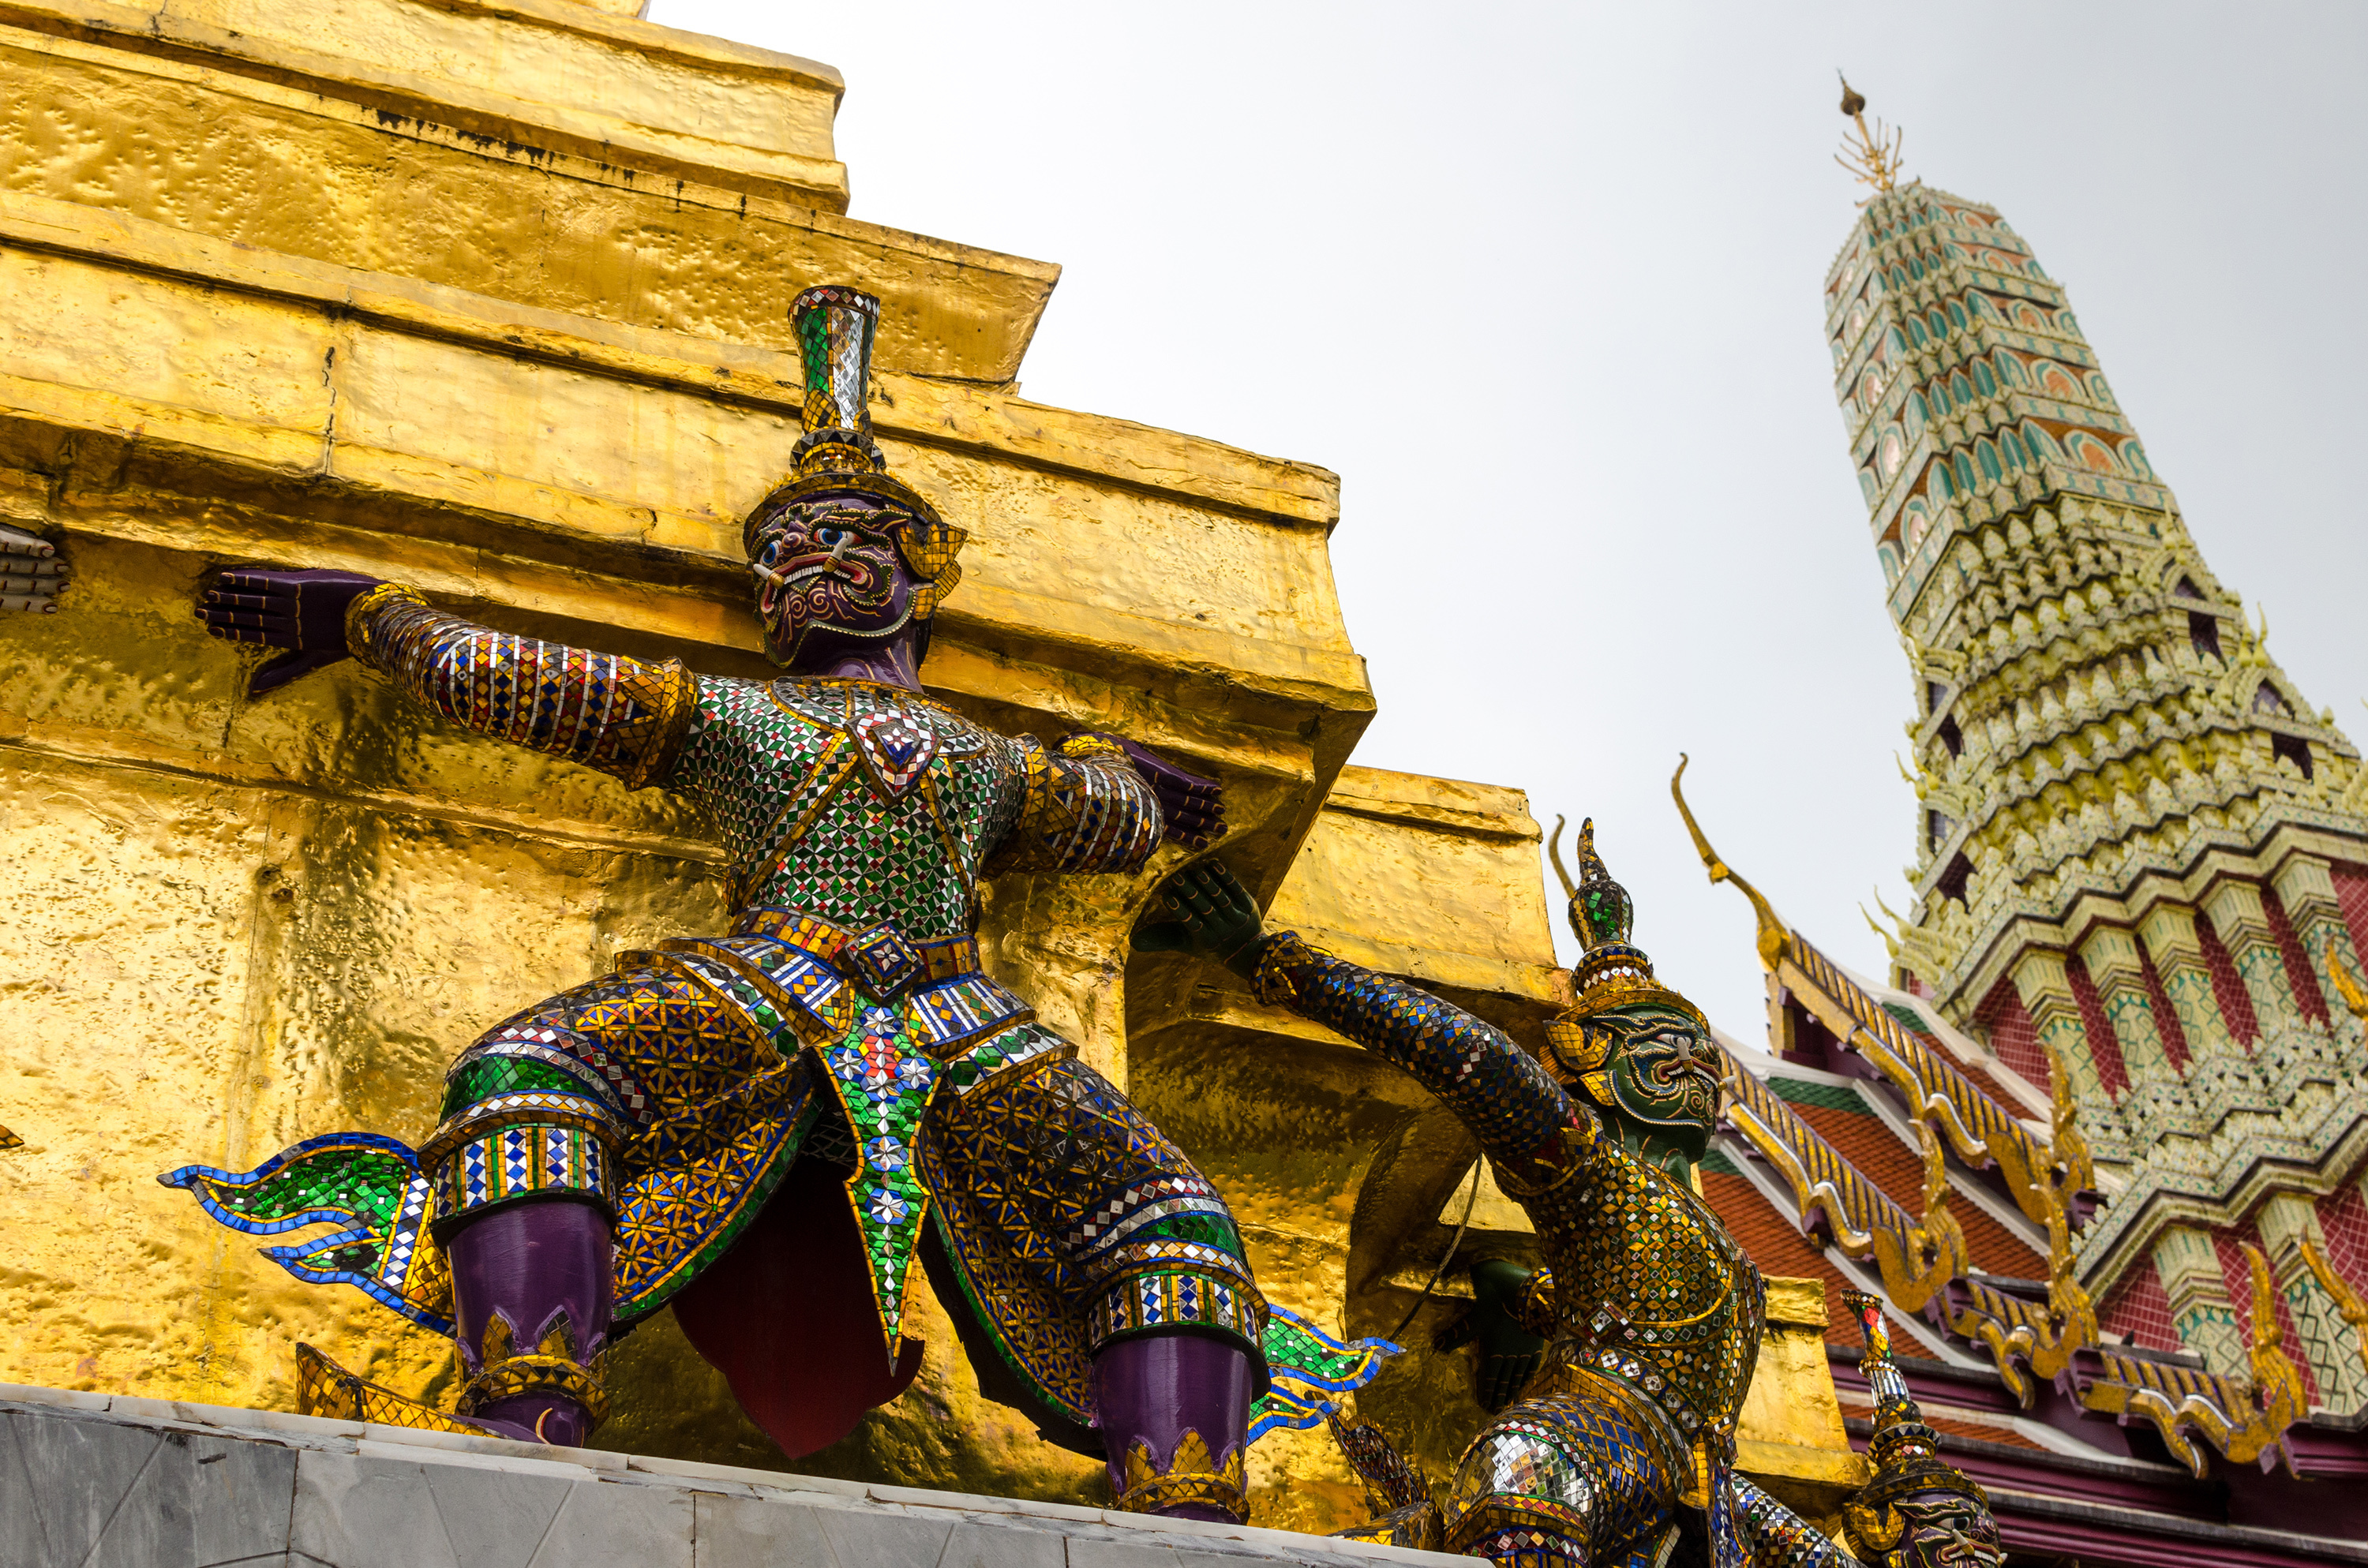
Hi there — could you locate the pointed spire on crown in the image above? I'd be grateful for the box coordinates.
[741,285,967,608]
[1544,817,1705,1046]
[789,286,889,478]
[1841,1287,1991,1558]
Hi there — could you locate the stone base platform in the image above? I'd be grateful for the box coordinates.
[0,1383,1470,1567]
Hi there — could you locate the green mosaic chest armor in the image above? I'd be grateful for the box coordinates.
[675,676,1025,936]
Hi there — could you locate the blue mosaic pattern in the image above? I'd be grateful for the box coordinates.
[159,1133,453,1336]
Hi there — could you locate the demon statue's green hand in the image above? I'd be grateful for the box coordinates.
[1133,859,1267,979]
[1434,1258,1548,1414]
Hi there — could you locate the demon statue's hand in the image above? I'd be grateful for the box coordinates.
[1,523,66,614]
[1434,1259,1548,1414]
[1133,859,1265,978]
[1108,738,1225,849]
[198,567,385,696]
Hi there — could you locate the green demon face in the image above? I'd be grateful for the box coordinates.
[1583,1003,1721,1158]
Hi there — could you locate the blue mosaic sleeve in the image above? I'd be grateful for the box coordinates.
[1733,1473,1863,1568]
[1249,932,1585,1172]
[350,586,700,788]
[993,734,1163,874]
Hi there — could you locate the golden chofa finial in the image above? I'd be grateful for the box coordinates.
[1835,71,1907,196]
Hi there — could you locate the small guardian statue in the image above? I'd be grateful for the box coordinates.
[1136,824,1999,1563]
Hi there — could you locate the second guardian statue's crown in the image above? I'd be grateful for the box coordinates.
[1544,818,1708,1076]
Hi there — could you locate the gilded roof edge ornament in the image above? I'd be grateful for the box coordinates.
[1669,754,1789,969]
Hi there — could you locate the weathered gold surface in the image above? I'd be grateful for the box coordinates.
[0,12,1366,1495]
[0,25,1051,381]
[0,0,851,208]
[1737,1278,1867,1532]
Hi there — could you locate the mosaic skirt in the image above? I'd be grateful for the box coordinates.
[1444,1372,1694,1568]
[162,931,1396,1450]
[429,951,1268,1427]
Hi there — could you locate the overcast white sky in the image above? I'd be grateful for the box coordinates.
[656,0,2368,1044]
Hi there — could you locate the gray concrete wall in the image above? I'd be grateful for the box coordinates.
[0,1383,1472,1568]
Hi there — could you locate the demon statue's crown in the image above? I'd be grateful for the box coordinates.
[1542,817,1710,1084]
[742,285,967,620]
[1840,1289,1994,1564]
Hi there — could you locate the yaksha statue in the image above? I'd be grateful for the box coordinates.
[162,285,1358,1523]
[1837,1292,2002,1568]
[1136,825,2000,1565]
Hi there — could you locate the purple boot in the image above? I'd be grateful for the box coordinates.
[445,1199,614,1446]
[1094,1330,1256,1522]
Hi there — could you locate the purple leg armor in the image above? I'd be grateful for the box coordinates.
[446,1199,614,1446]
[1092,1330,1255,1522]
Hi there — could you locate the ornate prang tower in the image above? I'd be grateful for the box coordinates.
[1827,111,2368,1411]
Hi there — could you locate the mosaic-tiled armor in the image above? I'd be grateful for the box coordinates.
[1139,824,1995,1566]
[166,285,1385,1520]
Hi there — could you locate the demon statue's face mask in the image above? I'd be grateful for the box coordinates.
[1560,1001,1722,1154]
[749,495,920,665]
[1862,1487,2001,1568]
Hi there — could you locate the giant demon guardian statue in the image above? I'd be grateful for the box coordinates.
[163,286,1383,1523]
[1135,826,2000,1566]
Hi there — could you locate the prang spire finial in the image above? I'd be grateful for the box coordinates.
[1835,72,1907,196]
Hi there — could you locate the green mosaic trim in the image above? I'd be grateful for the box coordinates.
[1767,1076,1871,1113]
[442,1057,586,1118]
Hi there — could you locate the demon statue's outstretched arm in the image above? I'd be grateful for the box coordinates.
[1253,930,1587,1173]
[1138,860,1587,1176]
[199,569,696,785]
[994,733,1168,874]
[350,586,697,788]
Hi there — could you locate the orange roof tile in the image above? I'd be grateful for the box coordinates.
[1782,1094,2046,1279]
[1699,1167,1861,1345]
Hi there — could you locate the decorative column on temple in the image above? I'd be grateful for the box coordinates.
[2135,902,2265,1125]
[2149,1226,2250,1380]
[1819,125,2368,1403]
[2009,951,2117,1148]
[2200,881,2305,1036]
[2256,1195,2368,1410]
[2271,856,2368,1036]
[2072,926,2189,1149]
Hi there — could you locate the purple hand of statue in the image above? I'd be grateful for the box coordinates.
[197,567,385,696]
[1111,738,1225,849]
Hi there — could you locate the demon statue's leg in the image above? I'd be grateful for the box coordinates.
[1093,1329,1255,1522]
[446,1199,613,1445]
